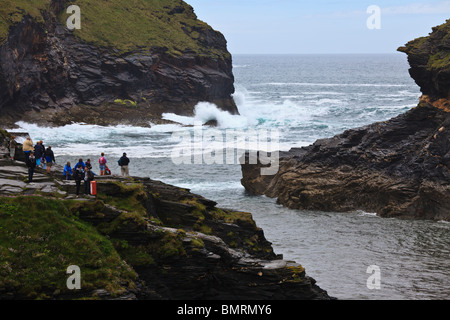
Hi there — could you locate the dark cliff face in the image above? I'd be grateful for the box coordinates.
[241,21,450,221]
[241,105,450,220]
[0,1,237,127]
[398,19,450,107]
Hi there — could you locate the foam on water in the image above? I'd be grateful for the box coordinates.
[163,102,255,129]
[7,54,449,300]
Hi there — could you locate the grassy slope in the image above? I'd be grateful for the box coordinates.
[0,196,137,299]
[0,177,275,299]
[0,0,228,58]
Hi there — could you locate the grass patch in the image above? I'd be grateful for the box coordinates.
[428,51,450,70]
[0,0,230,59]
[0,196,137,299]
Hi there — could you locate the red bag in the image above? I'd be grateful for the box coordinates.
[105,165,111,175]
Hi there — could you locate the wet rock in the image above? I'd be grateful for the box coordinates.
[0,5,238,128]
[241,104,450,220]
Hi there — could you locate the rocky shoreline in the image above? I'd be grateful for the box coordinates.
[241,22,450,221]
[0,130,332,300]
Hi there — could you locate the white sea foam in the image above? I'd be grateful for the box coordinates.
[162,102,254,129]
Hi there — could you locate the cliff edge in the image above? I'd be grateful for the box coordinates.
[0,130,332,300]
[0,0,237,127]
[241,21,450,221]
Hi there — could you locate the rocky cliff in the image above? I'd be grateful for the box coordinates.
[0,130,331,300]
[241,21,450,221]
[0,0,237,127]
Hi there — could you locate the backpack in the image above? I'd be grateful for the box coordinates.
[105,166,111,175]
[99,157,106,165]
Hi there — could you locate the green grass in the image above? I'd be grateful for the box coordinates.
[399,19,450,71]
[428,51,450,70]
[0,0,229,59]
[0,196,137,299]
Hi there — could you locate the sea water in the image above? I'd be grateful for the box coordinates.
[10,54,450,300]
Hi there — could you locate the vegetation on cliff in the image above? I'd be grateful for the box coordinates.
[0,0,229,59]
[0,141,331,299]
[0,196,137,299]
[398,19,450,100]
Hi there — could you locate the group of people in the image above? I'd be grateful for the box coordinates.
[64,158,96,196]
[9,136,131,189]
[13,137,57,183]
[62,153,131,196]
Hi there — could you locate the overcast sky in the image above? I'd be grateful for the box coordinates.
[185,0,450,54]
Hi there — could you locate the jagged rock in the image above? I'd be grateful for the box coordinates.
[0,1,238,128]
[241,21,450,221]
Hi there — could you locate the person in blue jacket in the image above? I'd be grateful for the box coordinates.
[63,162,73,180]
[74,158,85,170]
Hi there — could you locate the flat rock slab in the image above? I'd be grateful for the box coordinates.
[0,185,23,194]
[0,166,28,174]
[0,178,26,188]
[40,185,58,193]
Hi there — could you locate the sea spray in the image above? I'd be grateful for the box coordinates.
[170,121,280,176]
[162,102,254,128]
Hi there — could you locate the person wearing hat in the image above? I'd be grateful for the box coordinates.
[118,152,130,177]
[9,135,17,160]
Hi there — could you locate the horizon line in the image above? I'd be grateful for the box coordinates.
[230,52,405,55]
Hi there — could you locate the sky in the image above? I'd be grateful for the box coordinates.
[185,0,450,54]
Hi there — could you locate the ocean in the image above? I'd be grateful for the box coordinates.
[10,54,450,300]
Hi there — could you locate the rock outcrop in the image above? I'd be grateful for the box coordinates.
[0,0,237,128]
[0,130,332,300]
[241,21,450,221]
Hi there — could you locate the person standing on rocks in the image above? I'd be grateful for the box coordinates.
[22,137,34,162]
[44,146,56,174]
[26,152,37,183]
[34,141,45,167]
[38,141,45,168]
[9,136,17,161]
[118,152,130,177]
[99,153,107,176]
[84,167,95,195]
[73,166,83,196]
